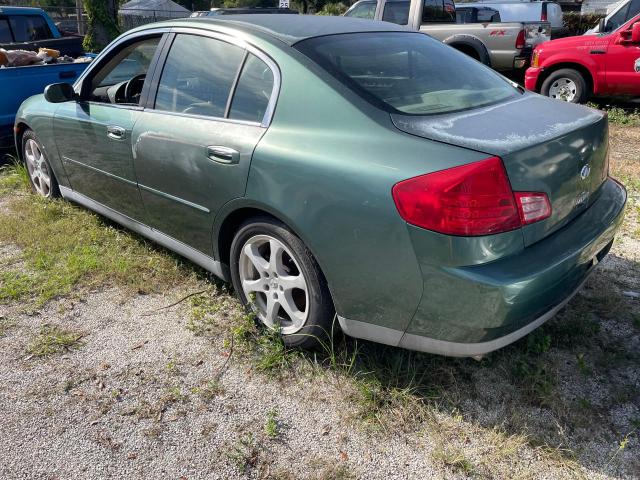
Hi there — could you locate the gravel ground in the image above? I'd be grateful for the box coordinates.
[0,126,638,480]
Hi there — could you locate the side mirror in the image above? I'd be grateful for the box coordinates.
[598,18,606,33]
[44,83,76,103]
[632,22,640,43]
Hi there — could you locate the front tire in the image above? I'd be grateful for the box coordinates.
[230,216,334,349]
[541,68,587,104]
[22,129,59,199]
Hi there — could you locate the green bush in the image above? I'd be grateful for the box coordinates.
[317,2,348,15]
[562,12,605,36]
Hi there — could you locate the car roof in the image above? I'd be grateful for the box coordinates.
[178,14,407,46]
[0,6,45,15]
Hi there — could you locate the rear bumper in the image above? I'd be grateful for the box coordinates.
[525,66,543,91]
[339,178,626,357]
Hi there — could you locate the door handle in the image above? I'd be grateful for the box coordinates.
[207,146,240,165]
[107,125,126,141]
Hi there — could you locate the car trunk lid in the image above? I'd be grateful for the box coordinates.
[391,94,609,246]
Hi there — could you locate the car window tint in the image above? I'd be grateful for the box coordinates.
[0,19,13,42]
[383,1,410,25]
[422,0,455,23]
[229,53,274,124]
[345,2,376,19]
[155,34,244,118]
[296,32,518,115]
[9,15,51,42]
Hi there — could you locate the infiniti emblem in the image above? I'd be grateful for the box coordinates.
[580,164,591,180]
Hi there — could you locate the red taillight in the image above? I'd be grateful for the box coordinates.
[541,12,547,21]
[513,192,551,224]
[515,29,526,49]
[392,157,521,236]
[392,157,551,236]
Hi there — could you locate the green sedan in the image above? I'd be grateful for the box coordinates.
[15,15,626,357]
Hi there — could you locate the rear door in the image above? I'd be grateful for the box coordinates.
[605,17,640,94]
[132,30,278,255]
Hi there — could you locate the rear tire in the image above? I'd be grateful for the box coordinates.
[541,68,587,104]
[22,129,60,199]
[230,216,334,349]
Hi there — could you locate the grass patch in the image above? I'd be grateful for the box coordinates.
[264,408,279,438]
[0,161,30,195]
[0,316,16,337]
[588,103,640,127]
[0,165,197,307]
[27,324,83,357]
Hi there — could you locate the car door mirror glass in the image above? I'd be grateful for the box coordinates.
[44,82,76,103]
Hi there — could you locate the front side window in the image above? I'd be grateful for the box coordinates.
[382,1,410,25]
[9,15,51,42]
[345,1,377,19]
[296,32,518,115]
[155,34,244,118]
[88,36,161,105]
[606,3,630,32]
[229,53,274,123]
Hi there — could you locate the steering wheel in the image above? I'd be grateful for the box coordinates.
[124,73,146,104]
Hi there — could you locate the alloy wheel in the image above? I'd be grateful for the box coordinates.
[239,234,309,334]
[24,139,52,197]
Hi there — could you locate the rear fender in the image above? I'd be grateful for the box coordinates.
[443,35,491,66]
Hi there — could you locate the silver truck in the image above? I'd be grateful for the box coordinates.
[344,0,550,72]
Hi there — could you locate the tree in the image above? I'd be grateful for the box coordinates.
[82,0,120,52]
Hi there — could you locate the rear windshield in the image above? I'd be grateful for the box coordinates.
[295,32,519,115]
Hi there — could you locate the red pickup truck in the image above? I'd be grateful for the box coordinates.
[525,13,640,103]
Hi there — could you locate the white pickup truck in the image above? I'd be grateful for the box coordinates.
[345,0,550,72]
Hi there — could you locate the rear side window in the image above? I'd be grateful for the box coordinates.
[422,0,455,23]
[9,15,51,42]
[0,19,13,42]
[229,53,274,124]
[383,1,410,25]
[155,34,244,118]
[477,8,499,22]
[296,32,518,115]
[345,1,377,19]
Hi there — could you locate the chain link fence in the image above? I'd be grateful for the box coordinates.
[118,9,191,31]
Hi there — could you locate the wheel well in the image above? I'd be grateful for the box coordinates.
[14,122,29,161]
[538,63,594,95]
[217,207,281,267]
[450,43,480,61]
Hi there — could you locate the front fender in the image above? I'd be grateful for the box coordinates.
[539,54,603,93]
[15,94,69,188]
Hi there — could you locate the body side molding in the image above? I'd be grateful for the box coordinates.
[59,186,228,281]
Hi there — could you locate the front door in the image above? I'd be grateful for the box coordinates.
[133,32,277,255]
[605,19,640,95]
[54,35,164,221]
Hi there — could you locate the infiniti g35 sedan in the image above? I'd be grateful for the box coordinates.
[15,15,626,357]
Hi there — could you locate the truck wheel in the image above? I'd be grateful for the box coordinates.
[22,129,60,199]
[541,69,587,103]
